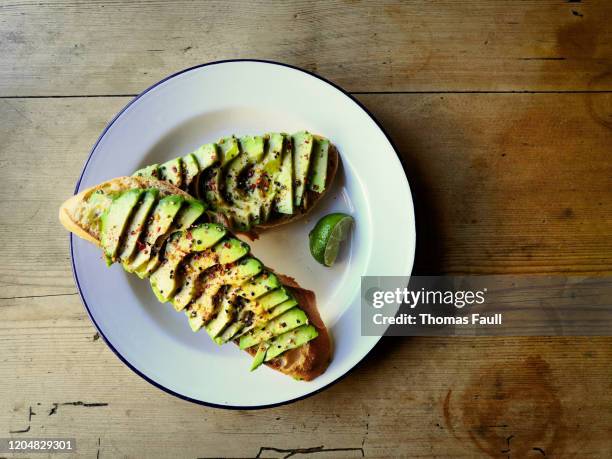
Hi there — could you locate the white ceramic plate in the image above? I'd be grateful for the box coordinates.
[71,60,415,408]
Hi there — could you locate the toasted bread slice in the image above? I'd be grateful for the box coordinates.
[60,176,331,381]
[137,137,340,236]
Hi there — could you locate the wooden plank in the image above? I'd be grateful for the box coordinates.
[1,294,611,457]
[357,93,612,274]
[0,97,128,297]
[0,0,610,96]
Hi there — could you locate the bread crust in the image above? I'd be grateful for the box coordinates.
[59,176,331,381]
[59,176,192,243]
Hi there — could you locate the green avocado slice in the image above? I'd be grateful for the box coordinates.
[256,287,290,310]
[133,163,159,179]
[181,153,200,189]
[256,133,284,221]
[274,136,294,214]
[239,308,308,349]
[175,199,206,228]
[226,135,264,202]
[171,237,247,311]
[187,257,263,332]
[308,136,329,193]
[149,223,228,302]
[291,131,314,207]
[100,189,143,264]
[135,199,206,279]
[118,189,159,263]
[159,158,183,188]
[267,298,298,319]
[231,298,299,342]
[123,195,184,273]
[237,271,281,300]
[264,324,318,362]
[224,136,265,228]
[217,136,240,166]
[250,324,318,371]
[192,143,218,171]
[250,343,269,371]
[203,167,225,208]
[205,287,239,339]
[215,320,245,345]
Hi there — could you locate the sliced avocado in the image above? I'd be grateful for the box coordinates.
[262,133,284,177]
[239,308,308,349]
[133,163,159,179]
[137,255,161,279]
[274,136,294,214]
[80,190,113,229]
[118,189,159,263]
[234,298,299,341]
[291,131,314,207]
[237,271,281,300]
[181,153,200,189]
[205,288,238,339]
[240,135,265,162]
[136,199,205,279]
[250,343,269,371]
[217,136,240,166]
[223,136,265,228]
[308,136,329,193]
[226,135,264,203]
[175,199,205,228]
[203,167,225,208]
[257,133,284,220]
[264,325,318,362]
[171,236,247,311]
[192,143,218,171]
[100,189,143,264]
[268,298,298,319]
[228,205,253,231]
[216,319,245,345]
[187,257,263,331]
[124,195,184,272]
[159,158,183,188]
[149,231,181,301]
[256,287,290,310]
[150,223,228,302]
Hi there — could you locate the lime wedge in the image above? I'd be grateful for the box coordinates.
[309,213,354,267]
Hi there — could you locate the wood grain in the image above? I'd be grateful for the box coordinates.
[2,293,611,457]
[1,93,611,457]
[0,0,611,96]
[1,1,611,455]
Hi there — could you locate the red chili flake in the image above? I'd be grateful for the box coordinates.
[172,166,178,173]
[186,231,193,240]
[224,241,231,248]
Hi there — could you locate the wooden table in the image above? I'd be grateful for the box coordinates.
[1,1,611,457]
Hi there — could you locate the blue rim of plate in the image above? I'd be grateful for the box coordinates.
[70,58,414,410]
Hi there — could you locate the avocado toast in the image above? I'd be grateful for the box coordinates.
[59,175,331,381]
[133,132,339,235]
